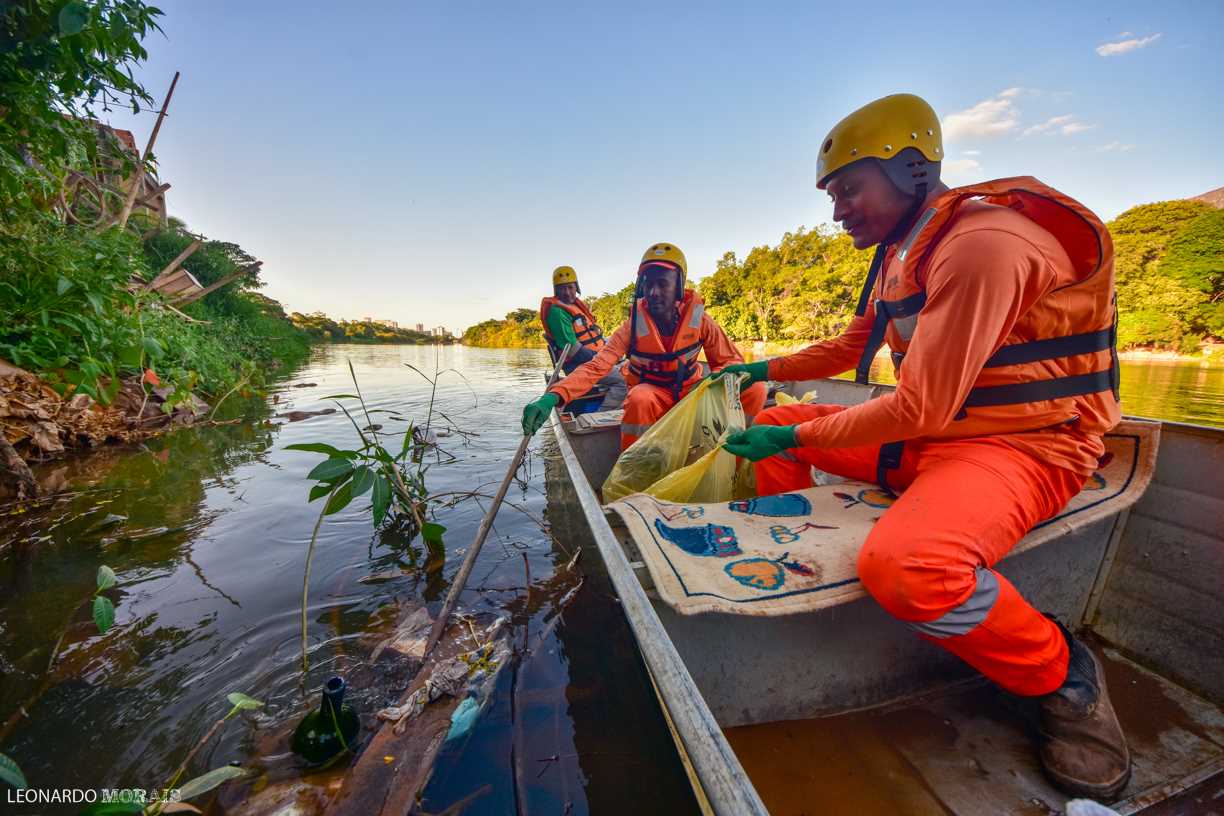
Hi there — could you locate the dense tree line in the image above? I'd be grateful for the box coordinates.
[465,199,1222,354]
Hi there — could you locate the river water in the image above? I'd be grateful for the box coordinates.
[0,345,1219,813]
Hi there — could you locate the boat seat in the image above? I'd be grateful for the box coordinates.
[606,420,1160,617]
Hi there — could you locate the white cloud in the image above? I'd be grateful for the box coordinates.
[942,92,1021,141]
[1022,114,1095,137]
[1096,33,1161,56]
[1096,141,1136,152]
[942,158,982,182]
[1117,31,1134,37]
[963,149,981,156]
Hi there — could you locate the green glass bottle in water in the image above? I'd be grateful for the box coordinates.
[291,675,361,765]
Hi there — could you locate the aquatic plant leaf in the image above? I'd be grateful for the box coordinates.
[308,458,352,482]
[226,692,263,711]
[350,465,375,498]
[93,595,115,633]
[421,522,446,557]
[285,442,355,459]
[324,482,354,515]
[322,393,360,400]
[96,565,117,591]
[371,476,391,526]
[308,483,332,502]
[176,765,250,801]
[0,751,27,789]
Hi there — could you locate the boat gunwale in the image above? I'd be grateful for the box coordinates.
[547,408,768,816]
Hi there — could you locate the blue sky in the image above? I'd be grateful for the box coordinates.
[99,0,1224,332]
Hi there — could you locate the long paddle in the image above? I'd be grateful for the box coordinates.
[419,343,575,659]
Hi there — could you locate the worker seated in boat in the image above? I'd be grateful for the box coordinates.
[540,265,627,410]
[523,243,767,450]
[719,94,1130,800]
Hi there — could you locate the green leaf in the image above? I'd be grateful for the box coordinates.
[371,476,390,527]
[57,1,88,35]
[85,291,104,314]
[0,751,27,789]
[322,393,360,400]
[176,765,250,802]
[285,442,354,458]
[226,692,263,711]
[349,466,375,498]
[324,482,353,515]
[92,595,115,633]
[96,565,117,591]
[78,799,146,815]
[307,458,352,483]
[57,276,73,295]
[142,336,164,359]
[308,483,332,502]
[422,522,446,549]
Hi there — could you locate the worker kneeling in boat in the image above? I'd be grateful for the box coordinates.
[540,265,627,410]
[523,243,766,450]
[720,94,1130,800]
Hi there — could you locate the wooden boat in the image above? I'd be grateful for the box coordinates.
[548,376,1223,815]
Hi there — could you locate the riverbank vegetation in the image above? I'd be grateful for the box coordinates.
[464,199,1222,356]
[0,0,311,479]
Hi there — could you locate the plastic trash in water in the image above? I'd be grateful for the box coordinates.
[444,696,481,742]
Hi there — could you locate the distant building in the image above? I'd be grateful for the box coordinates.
[374,319,398,329]
[415,323,425,333]
[432,326,449,337]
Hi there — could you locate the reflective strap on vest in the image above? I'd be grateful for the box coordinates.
[855,291,926,385]
[892,326,1114,372]
[629,340,703,362]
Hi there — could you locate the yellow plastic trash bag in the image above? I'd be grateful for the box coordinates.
[602,376,746,503]
[774,389,818,406]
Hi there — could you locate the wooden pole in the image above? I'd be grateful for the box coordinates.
[172,261,261,306]
[145,239,201,290]
[115,71,179,231]
[419,344,574,660]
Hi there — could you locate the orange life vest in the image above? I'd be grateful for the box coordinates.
[626,290,706,396]
[853,177,1121,492]
[539,296,605,354]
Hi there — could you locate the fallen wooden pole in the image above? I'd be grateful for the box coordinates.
[172,261,262,306]
[419,344,574,660]
[145,238,201,290]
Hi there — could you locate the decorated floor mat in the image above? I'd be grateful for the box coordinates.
[606,420,1159,617]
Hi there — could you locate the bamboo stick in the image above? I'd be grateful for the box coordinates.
[115,71,179,231]
[172,261,261,306]
[419,345,574,660]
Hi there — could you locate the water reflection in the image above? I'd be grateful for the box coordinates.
[0,344,696,815]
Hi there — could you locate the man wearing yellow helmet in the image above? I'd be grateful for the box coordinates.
[539,265,627,410]
[523,243,766,450]
[720,94,1128,799]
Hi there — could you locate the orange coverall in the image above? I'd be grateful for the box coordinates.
[548,310,767,450]
[754,203,1107,696]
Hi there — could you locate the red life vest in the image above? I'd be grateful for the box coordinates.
[853,177,1121,492]
[626,290,706,396]
[539,296,605,353]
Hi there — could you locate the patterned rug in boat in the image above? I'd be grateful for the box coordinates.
[606,420,1159,617]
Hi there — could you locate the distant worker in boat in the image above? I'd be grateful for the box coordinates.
[523,243,767,449]
[539,265,627,410]
[718,94,1129,800]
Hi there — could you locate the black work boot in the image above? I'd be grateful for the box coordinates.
[1039,621,1131,800]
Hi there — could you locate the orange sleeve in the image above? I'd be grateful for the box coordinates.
[766,304,877,382]
[547,318,629,405]
[794,228,1053,449]
[700,313,747,371]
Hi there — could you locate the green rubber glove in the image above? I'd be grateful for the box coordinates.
[723,424,799,462]
[522,392,560,436]
[707,360,769,386]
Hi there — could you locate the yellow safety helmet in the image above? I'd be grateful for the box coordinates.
[816,93,943,193]
[552,265,579,288]
[638,243,688,288]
